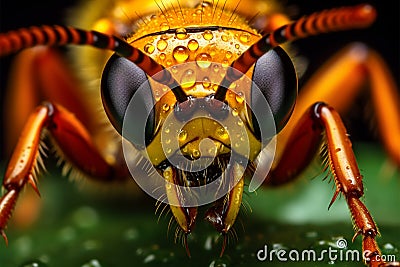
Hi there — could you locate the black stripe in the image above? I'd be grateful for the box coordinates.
[134,49,145,64]
[91,31,111,49]
[299,18,308,36]
[27,27,41,46]
[60,26,73,43]
[39,28,50,45]
[249,43,261,59]
[52,26,62,44]
[16,29,30,48]
[28,29,38,46]
[260,34,272,53]
[113,37,133,57]
[318,14,329,32]
[272,26,287,44]
[287,23,296,38]
[75,29,88,44]
[311,16,319,34]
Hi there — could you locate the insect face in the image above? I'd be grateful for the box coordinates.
[100,3,299,239]
[1,1,398,264]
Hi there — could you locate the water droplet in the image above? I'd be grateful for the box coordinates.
[81,259,102,267]
[195,8,203,15]
[212,64,220,73]
[209,255,231,267]
[83,240,100,251]
[305,231,318,238]
[216,127,229,139]
[203,30,213,40]
[143,254,156,264]
[171,66,178,73]
[159,53,166,61]
[188,39,199,51]
[221,34,229,42]
[73,206,98,228]
[235,92,244,104]
[173,46,189,63]
[162,103,170,112]
[192,149,200,159]
[232,109,239,116]
[225,51,233,59]
[179,130,188,141]
[156,39,168,51]
[124,228,139,240]
[163,169,173,179]
[59,226,76,242]
[20,261,48,267]
[239,33,251,44]
[144,43,155,54]
[235,43,240,49]
[175,28,188,40]
[196,53,212,69]
[160,22,170,31]
[202,77,211,88]
[383,243,394,250]
[180,69,196,89]
[204,236,213,250]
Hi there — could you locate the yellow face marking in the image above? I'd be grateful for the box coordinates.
[223,163,245,232]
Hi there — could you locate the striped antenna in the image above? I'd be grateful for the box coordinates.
[214,4,377,101]
[0,25,188,103]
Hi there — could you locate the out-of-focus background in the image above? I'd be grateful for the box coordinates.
[0,0,399,266]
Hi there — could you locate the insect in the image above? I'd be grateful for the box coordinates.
[0,0,399,266]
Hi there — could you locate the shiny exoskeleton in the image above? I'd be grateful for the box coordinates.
[0,1,399,266]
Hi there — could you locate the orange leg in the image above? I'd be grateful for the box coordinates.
[265,44,399,266]
[1,47,129,243]
[0,102,128,244]
[3,47,98,155]
[2,46,111,229]
[277,43,400,166]
[266,102,396,266]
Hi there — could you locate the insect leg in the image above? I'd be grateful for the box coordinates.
[277,43,400,166]
[266,102,397,267]
[3,47,97,155]
[0,102,128,244]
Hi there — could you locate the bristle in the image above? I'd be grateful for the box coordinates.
[1,230,8,247]
[167,215,176,238]
[319,135,343,210]
[219,234,228,257]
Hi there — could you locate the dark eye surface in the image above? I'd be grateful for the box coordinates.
[251,46,298,138]
[101,54,155,146]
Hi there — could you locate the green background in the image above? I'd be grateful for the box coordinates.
[0,143,399,266]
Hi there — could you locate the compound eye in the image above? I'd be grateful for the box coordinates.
[250,46,298,138]
[101,54,155,146]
